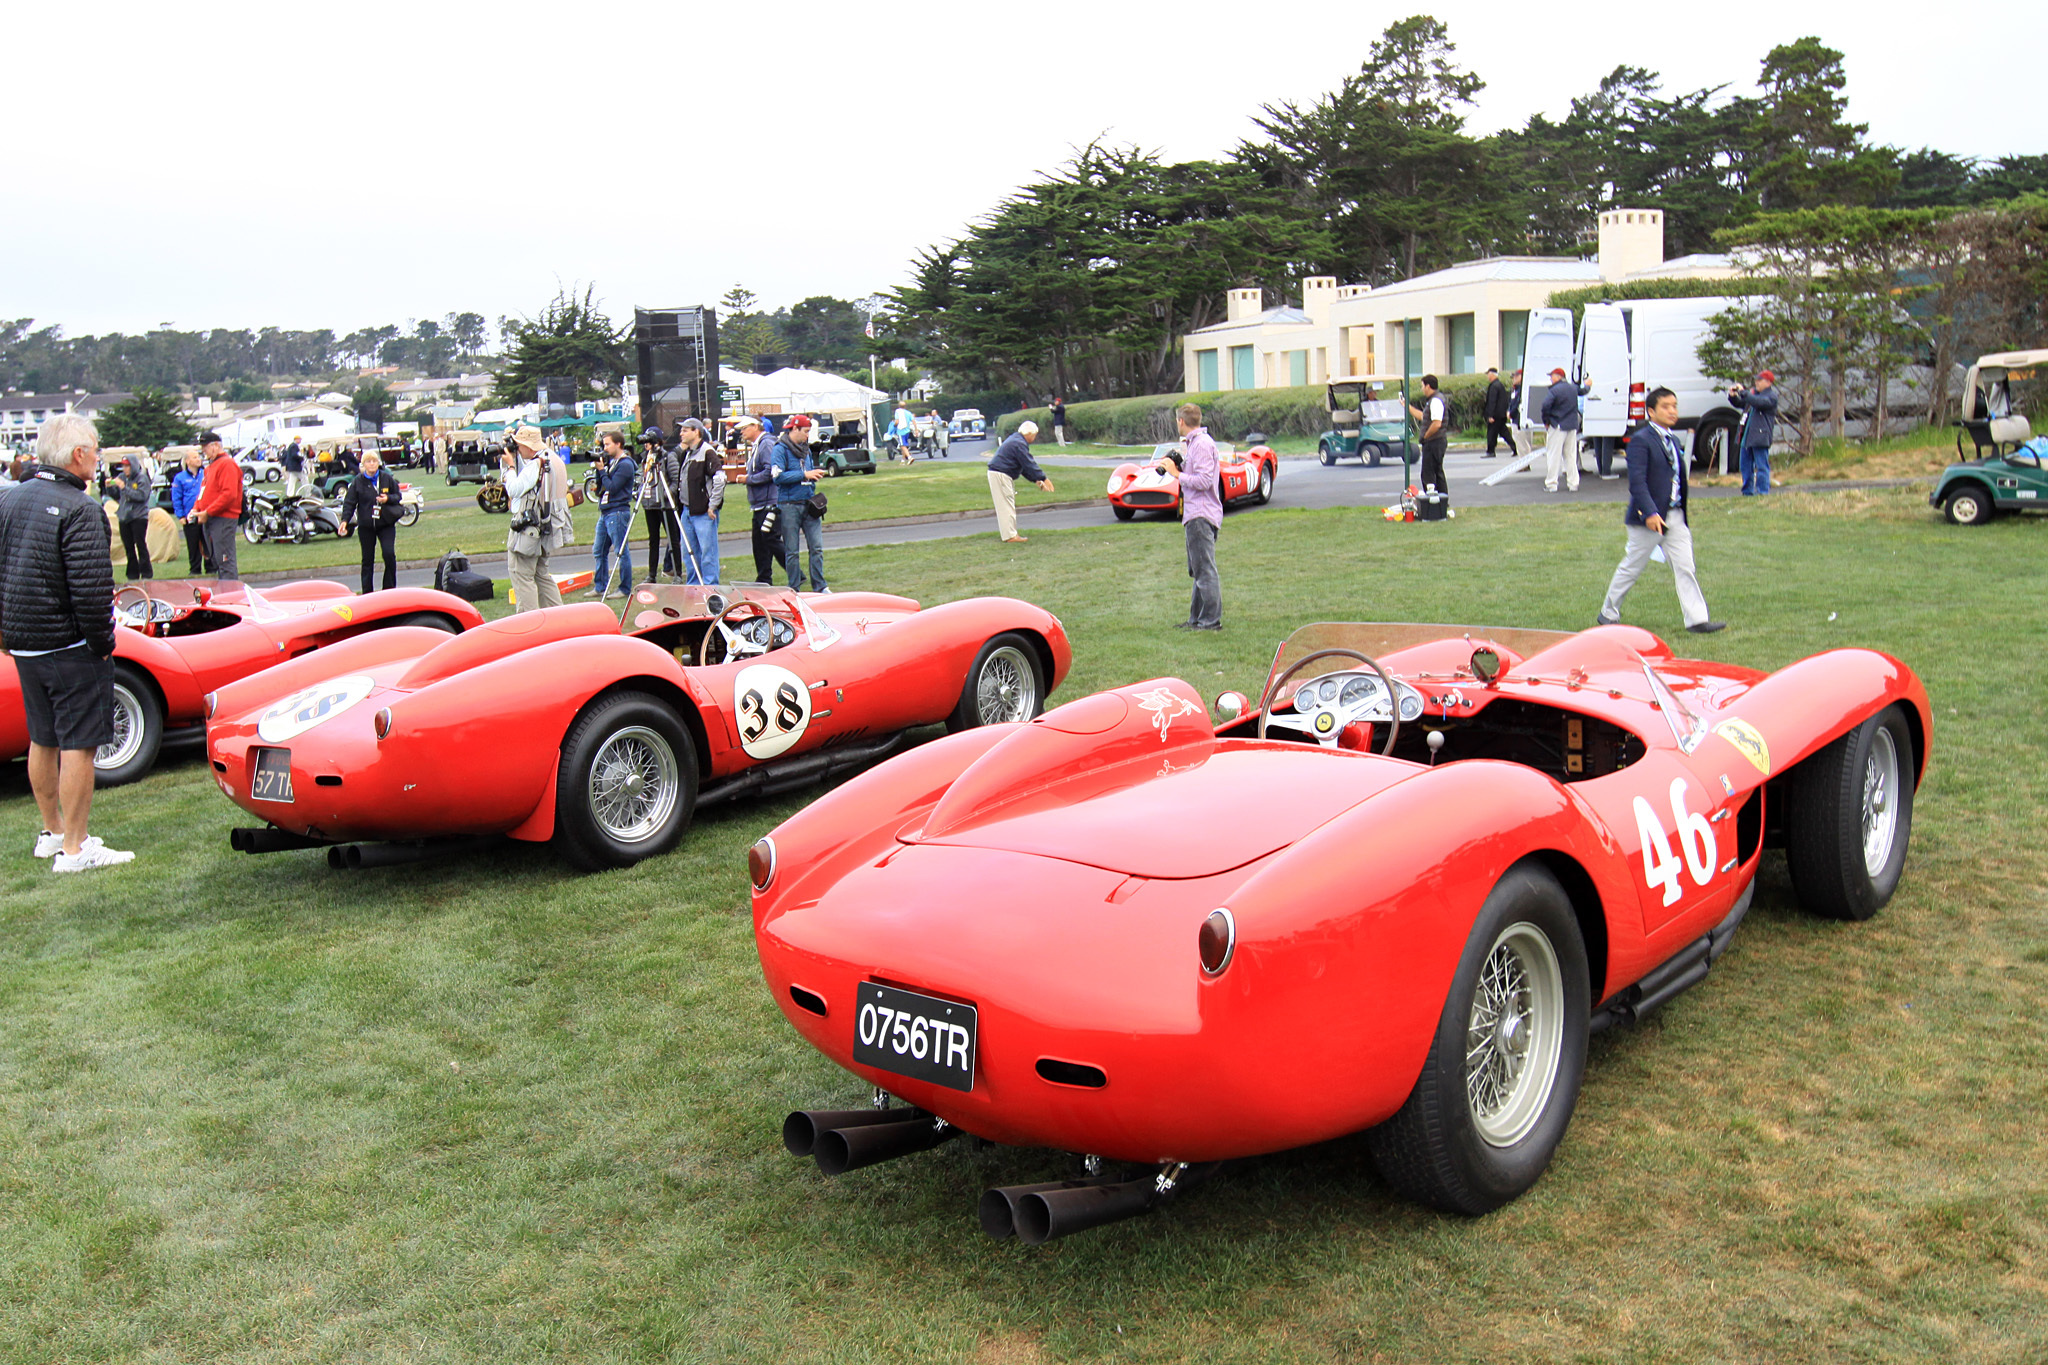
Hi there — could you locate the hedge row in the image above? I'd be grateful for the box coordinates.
[995,373,1502,446]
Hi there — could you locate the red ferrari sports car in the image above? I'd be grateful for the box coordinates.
[755,620,1928,1242]
[206,584,1071,871]
[1106,437,1277,521]
[1,578,483,786]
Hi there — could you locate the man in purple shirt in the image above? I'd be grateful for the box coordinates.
[1172,402,1223,630]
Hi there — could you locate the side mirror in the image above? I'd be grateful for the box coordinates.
[1214,691,1248,721]
[1470,647,1501,686]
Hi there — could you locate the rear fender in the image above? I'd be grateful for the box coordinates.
[395,602,620,691]
[329,587,486,636]
[1212,760,1629,1130]
[208,625,457,720]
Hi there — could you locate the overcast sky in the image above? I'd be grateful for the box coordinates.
[12,0,2043,341]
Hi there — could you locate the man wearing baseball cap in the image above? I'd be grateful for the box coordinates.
[1540,366,1590,494]
[738,414,783,582]
[190,430,245,580]
[1728,371,1779,495]
[771,414,829,591]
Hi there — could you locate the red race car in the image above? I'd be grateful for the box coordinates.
[206,584,1071,871]
[1105,436,1277,521]
[755,620,1928,1243]
[1,578,482,786]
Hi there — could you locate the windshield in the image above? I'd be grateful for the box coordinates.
[624,582,838,650]
[1264,622,1578,706]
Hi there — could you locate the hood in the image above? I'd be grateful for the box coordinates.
[907,678,1419,879]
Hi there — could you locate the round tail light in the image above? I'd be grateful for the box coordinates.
[1199,908,1236,976]
[372,707,393,739]
[203,691,218,719]
[749,837,777,892]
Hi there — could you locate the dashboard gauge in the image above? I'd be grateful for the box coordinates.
[1340,676,1375,707]
[1398,688,1424,723]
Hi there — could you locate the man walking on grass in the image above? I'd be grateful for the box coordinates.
[0,414,135,872]
[1597,387,1725,635]
[1174,402,1222,631]
[986,420,1053,543]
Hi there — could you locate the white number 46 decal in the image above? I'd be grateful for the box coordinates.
[1633,778,1717,906]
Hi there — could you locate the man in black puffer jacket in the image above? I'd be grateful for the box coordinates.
[0,414,133,872]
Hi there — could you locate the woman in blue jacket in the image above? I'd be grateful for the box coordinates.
[170,449,211,574]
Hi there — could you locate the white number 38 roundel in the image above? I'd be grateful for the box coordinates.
[732,663,812,760]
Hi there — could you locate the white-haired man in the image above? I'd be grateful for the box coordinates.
[0,415,135,871]
[985,420,1054,543]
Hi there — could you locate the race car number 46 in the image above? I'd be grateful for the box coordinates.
[852,982,977,1093]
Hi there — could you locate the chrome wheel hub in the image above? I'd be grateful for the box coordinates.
[1861,727,1900,878]
[587,726,679,844]
[1466,922,1564,1148]
[976,646,1037,724]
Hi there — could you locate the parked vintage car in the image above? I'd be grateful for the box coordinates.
[239,452,285,484]
[948,410,987,441]
[206,584,1072,871]
[1106,437,1278,521]
[756,619,1928,1242]
[0,579,484,786]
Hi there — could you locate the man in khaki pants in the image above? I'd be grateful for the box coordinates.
[985,420,1054,542]
[502,427,571,611]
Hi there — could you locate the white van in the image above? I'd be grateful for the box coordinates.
[1520,297,1765,474]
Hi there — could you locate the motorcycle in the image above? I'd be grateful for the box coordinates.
[241,487,344,544]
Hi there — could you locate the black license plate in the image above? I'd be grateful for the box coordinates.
[852,982,977,1093]
[250,747,294,803]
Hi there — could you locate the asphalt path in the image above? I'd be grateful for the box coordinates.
[279,437,1750,591]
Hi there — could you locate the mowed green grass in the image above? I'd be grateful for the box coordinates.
[5,487,2047,1363]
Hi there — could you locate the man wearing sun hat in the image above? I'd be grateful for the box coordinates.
[1728,371,1780,495]
[500,426,571,612]
[1540,365,1591,493]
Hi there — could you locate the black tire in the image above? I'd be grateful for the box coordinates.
[1693,421,1736,475]
[1784,704,1915,921]
[96,663,165,787]
[1366,444,1384,468]
[383,612,461,633]
[1367,862,1589,1215]
[1319,442,1336,467]
[1943,483,1994,526]
[554,691,698,871]
[477,484,510,515]
[1112,505,1136,522]
[241,520,264,545]
[1255,462,1274,505]
[945,632,1044,733]
[398,502,419,527]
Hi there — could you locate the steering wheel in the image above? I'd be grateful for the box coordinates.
[112,584,167,633]
[703,599,790,665]
[1256,648,1403,757]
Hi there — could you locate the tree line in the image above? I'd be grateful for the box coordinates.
[881,16,2048,401]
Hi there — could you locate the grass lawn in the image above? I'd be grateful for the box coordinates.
[5,487,2047,1362]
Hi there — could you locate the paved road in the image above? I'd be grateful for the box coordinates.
[277,437,1730,591]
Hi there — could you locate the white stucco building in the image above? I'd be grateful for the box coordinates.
[1181,210,1745,392]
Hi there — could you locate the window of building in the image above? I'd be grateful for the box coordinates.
[1447,314,1476,375]
[1230,345,1254,390]
[1289,350,1308,386]
[1402,321,1423,378]
[1499,311,1530,375]
[1196,349,1219,391]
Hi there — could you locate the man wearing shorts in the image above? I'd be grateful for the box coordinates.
[0,414,135,871]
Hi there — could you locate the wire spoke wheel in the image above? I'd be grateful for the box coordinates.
[98,684,144,770]
[1464,921,1565,1148]
[975,645,1037,724]
[1860,725,1900,879]
[586,725,679,844]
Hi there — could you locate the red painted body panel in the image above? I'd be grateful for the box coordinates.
[204,585,1072,852]
[2,578,483,765]
[754,628,1930,1165]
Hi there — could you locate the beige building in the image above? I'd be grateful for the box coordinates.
[1182,209,1743,392]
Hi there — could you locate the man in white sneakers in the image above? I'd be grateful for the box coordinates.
[0,414,135,871]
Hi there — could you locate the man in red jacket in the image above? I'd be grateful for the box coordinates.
[191,430,244,581]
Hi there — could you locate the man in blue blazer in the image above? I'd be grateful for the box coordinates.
[1596,387,1726,634]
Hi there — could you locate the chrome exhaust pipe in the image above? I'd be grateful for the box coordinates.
[783,1107,920,1159]
[813,1115,958,1177]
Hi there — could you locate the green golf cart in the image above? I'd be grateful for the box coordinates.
[1931,350,2046,525]
[1317,378,1410,467]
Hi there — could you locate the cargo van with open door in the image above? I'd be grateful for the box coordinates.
[1576,303,1632,476]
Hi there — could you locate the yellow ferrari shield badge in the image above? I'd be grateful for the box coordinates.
[331,605,354,622]
[1714,719,1770,775]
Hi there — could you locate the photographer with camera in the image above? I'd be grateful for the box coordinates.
[589,430,638,600]
[771,414,829,592]
[637,425,683,582]
[502,427,572,612]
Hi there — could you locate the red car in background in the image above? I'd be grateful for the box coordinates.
[1106,437,1278,521]
[756,620,1927,1243]
[205,584,1071,871]
[1,578,483,786]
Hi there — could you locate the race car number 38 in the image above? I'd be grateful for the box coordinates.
[852,982,977,1093]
